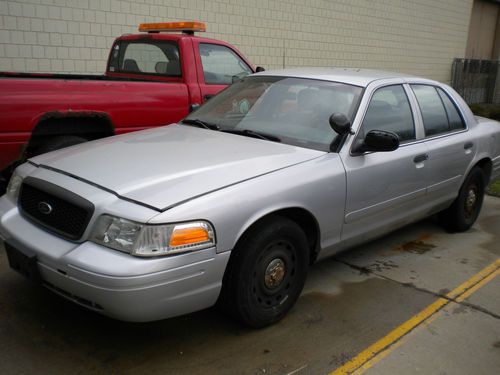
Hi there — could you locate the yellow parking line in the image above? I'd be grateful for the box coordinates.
[330,259,500,375]
[455,268,499,303]
[353,268,500,374]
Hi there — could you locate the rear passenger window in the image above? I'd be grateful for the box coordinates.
[437,88,466,131]
[361,85,415,142]
[411,85,465,136]
[109,40,181,77]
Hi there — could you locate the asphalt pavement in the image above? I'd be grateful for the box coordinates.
[0,196,499,375]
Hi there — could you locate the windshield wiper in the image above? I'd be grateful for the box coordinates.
[181,118,220,131]
[221,129,281,142]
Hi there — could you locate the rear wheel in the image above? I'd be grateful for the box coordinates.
[0,135,88,195]
[219,216,309,328]
[438,167,485,232]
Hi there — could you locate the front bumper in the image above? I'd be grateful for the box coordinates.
[0,196,230,322]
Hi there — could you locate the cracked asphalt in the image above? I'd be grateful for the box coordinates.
[0,196,499,375]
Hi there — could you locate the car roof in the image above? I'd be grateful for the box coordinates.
[253,67,428,87]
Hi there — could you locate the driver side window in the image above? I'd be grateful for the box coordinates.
[361,85,415,143]
[199,43,252,85]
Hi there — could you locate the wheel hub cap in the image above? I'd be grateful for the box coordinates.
[465,188,477,211]
[264,258,286,289]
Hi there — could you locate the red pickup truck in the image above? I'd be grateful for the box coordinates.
[0,22,259,188]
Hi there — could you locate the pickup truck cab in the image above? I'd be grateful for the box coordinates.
[0,21,257,188]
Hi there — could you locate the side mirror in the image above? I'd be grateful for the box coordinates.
[353,130,399,153]
[329,113,352,135]
[232,71,250,84]
[255,66,265,72]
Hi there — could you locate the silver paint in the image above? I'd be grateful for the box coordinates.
[1,69,499,322]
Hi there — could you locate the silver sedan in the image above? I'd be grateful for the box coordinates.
[1,68,499,327]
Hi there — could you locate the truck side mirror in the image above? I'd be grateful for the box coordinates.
[256,66,265,72]
[189,103,200,113]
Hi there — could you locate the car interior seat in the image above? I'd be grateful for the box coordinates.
[155,61,168,74]
[166,61,181,76]
[123,59,140,72]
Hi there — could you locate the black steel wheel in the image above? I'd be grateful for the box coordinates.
[252,239,298,310]
[439,166,485,232]
[219,216,309,328]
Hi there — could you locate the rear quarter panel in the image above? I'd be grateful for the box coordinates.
[0,78,190,132]
[473,116,500,180]
[0,77,190,170]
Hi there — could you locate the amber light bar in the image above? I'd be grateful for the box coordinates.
[138,21,206,33]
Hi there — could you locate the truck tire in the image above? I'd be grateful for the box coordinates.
[35,135,87,155]
[0,135,87,195]
[0,160,23,195]
[219,216,309,328]
[438,167,485,232]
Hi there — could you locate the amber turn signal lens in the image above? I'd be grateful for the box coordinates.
[169,225,210,247]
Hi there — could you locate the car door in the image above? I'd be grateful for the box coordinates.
[194,42,253,103]
[409,84,474,207]
[340,83,428,244]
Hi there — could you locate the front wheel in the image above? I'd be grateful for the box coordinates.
[438,167,485,232]
[219,216,309,328]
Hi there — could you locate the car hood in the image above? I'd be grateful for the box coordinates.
[30,124,325,210]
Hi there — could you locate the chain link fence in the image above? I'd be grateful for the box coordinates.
[451,58,500,104]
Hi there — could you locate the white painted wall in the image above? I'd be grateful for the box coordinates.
[0,0,474,82]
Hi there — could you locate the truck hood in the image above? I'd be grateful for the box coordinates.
[30,124,324,210]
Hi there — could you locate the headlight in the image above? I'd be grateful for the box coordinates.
[90,215,215,257]
[6,171,23,201]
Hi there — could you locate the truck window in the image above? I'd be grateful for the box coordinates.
[109,41,181,77]
[199,43,252,85]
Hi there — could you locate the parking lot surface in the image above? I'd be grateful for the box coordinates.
[1,197,499,375]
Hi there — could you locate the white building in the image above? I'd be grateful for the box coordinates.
[0,0,496,83]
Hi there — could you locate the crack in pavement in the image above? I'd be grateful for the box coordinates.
[335,259,500,320]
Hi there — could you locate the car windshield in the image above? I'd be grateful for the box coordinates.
[184,76,363,151]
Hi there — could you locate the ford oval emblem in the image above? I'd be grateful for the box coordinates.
[38,201,53,215]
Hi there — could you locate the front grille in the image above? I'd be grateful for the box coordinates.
[19,177,94,240]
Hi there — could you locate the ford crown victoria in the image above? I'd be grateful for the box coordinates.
[1,68,499,327]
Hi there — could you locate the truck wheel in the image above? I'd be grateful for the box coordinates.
[0,160,23,195]
[35,135,87,155]
[438,167,485,232]
[220,216,309,328]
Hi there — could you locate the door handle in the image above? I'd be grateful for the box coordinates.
[464,142,473,150]
[413,153,428,163]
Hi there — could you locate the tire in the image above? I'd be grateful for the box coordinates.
[438,167,485,232]
[1,135,86,195]
[219,216,309,328]
[0,159,24,195]
[35,135,87,155]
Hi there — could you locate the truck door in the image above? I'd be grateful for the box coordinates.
[193,41,253,103]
